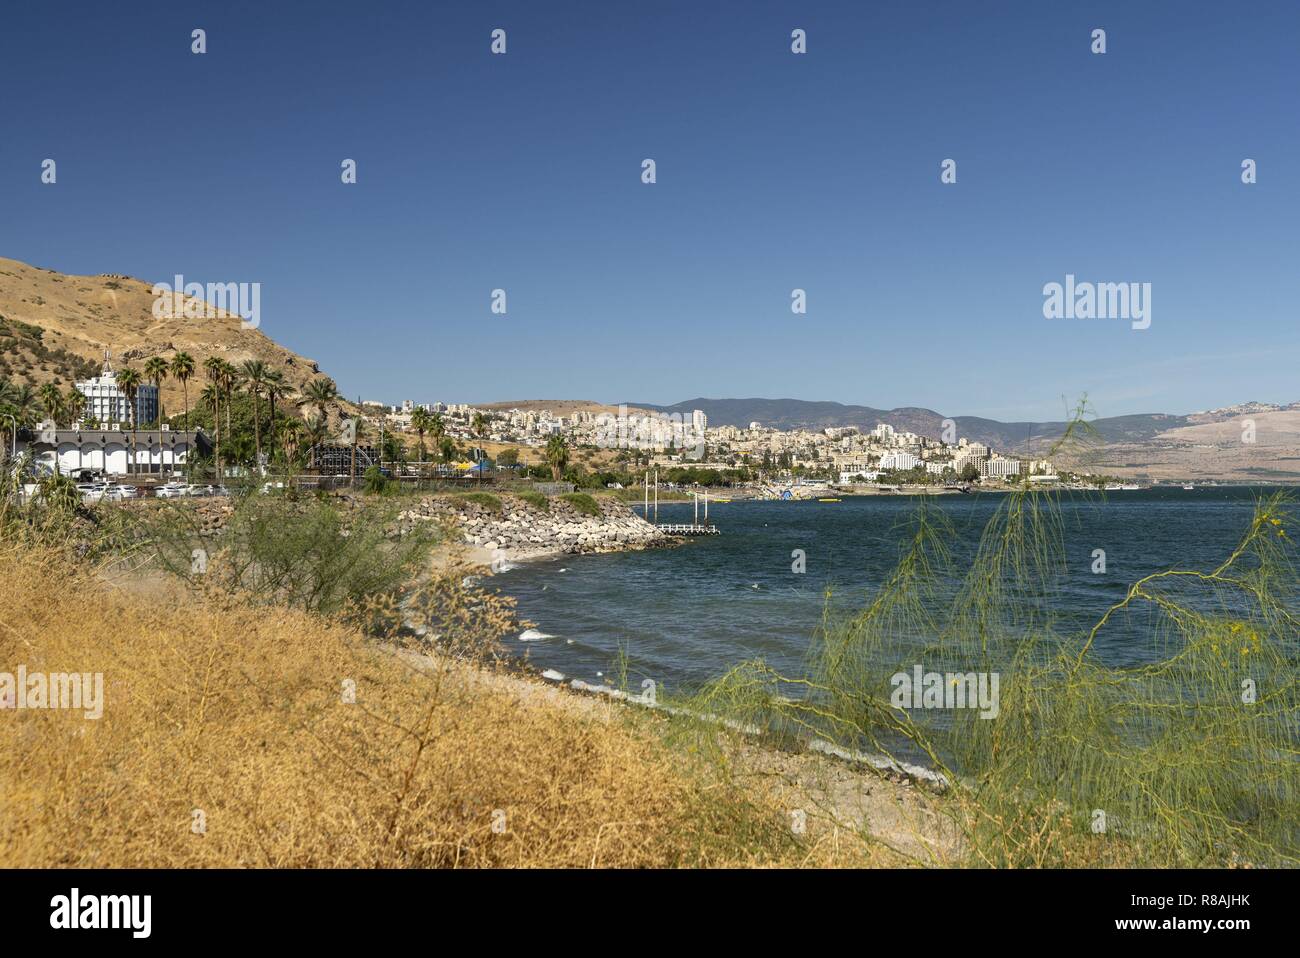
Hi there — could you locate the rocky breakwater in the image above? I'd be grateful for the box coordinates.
[400,493,672,561]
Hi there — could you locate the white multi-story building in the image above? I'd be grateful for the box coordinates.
[76,355,158,427]
[981,457,1022,479]
[878,451,921,472]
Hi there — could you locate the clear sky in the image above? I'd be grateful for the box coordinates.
[3,1,1297,421]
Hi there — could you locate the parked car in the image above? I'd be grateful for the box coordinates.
[101,485,138,502]
[77,483,106,503]
[156,482,190,499]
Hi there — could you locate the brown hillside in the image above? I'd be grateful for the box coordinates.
[0,256,349,423]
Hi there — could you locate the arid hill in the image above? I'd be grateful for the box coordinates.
[0,256,349,424]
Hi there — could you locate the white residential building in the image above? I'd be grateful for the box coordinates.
[981,457,1022,479]
[878,451,921,472]
[76,355,158,427]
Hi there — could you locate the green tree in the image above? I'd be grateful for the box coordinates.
[545,435,570,481]
[263,368,288,459]
[38,383,64,426]
[429,411,445,448]
[143,356,168,425]
[116,366,142,476]
[204,356,224,472]
[170,351,195,429]
[303,415,327,470]
[300,377,338,424]
[240,359,270,468]
[410,408,431,465]
[63,386,85,427]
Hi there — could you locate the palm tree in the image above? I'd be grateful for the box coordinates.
[240,359,269,468]
[429,411,446,448]
[63,387,85,428]
[13,384,37,427]
[303,415,327,470]
[219,360,236,443]
[545,435,570,481]
[300,377,338,424]
[170,352,195,429]
[410,408,431,466]
[38,383,64,426]
[204,356,224,471]
[263,369,288,459]
[116,366,142,477]
[143,356,168,426]
[279,418,304,489]
[472,411,487,438]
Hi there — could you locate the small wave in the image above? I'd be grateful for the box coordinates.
[519,628,555,642]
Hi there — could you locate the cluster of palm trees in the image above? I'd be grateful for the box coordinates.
[0,377,37,458]
[201,359,340,475]
[1,349,351,482]
[409,407,448,464]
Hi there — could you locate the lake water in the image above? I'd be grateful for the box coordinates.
[498,488,1296,695]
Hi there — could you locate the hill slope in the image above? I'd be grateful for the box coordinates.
[0,256,343,422]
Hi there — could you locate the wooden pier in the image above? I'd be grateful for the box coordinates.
[659,523,720,536]
[641,470,722,536]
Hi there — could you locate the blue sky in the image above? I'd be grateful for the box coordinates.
[3,1,1297,421]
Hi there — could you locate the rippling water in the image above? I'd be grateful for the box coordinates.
[498,488,1295,695]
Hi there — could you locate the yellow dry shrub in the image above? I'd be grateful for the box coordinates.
[0,543,883,867]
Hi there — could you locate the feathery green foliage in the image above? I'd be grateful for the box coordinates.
[681,402,1300,866]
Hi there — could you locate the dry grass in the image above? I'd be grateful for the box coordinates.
[0,542,894,867]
